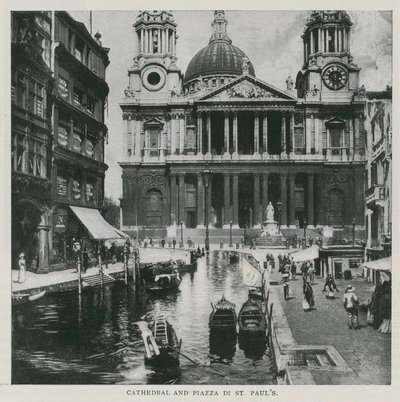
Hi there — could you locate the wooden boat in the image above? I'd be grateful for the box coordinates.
[144,318,181,367]
[144,269,182,293]
[229,253,239,264]
[12,290,46,306]
[238,298,267,333]
[209,295,237,331]
[241,253,265,301]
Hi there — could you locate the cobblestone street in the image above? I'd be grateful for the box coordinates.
[272,269,391,384]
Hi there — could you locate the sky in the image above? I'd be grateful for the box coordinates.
[69,10,393,202]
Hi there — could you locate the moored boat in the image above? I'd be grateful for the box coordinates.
[12,290,46,306]
[238,298,267,333]
[144,269,182,293]
[144,318,181,367]
[209,295,237,331]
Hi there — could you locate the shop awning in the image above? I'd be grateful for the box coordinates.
[290,245,320,262]
[70,206,124,240]
[362,256,391,272]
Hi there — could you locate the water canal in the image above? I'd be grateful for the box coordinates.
[12,252,276,384]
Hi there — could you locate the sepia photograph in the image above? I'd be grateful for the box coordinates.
[4,1,396,396]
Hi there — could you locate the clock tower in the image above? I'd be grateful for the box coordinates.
[296,10,361,102]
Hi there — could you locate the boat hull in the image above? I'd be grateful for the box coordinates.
[238,299,267,333]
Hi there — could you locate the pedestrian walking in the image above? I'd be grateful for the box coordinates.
[290,261,297,280]
[282,261,291,282]
[172,238,176,249]
[161,238,165,248]
[82,248,90,273]
[343,285,359,329]
[307,261,315,284]
[283,281,290,301]
[322,273,339,299]
[18,252,26,283]
[303,280,314,312]
[109,242,117,264]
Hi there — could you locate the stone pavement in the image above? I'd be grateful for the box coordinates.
[271,268,391,384]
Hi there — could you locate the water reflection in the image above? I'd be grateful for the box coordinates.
[12,252,276,385]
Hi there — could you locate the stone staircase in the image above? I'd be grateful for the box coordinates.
[82,273,115,288]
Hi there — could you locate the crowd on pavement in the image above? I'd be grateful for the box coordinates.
[275,252,391,333]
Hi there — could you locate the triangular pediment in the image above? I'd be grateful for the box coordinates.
[198,75,298,102]
[143,117,163,127]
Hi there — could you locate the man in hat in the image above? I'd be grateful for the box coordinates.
[343,285,359,329]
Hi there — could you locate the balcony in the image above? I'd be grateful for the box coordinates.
[366,185,386,206]
[323,147,350,162]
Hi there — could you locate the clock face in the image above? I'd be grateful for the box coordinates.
[322,64,348,90]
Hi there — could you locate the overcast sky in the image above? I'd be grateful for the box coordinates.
[70,10,392,202]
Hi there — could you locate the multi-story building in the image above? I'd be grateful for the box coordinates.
[11,11,111,273]
[364,87,392,261]
[50,12,110,270]
[11,12,53,272]
[119,10,366,249]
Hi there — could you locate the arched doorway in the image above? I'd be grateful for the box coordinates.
[12,199,48,272]
[144,188,163,226]
[327,189,345,227]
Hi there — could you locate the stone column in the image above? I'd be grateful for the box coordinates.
[310,30,314,54]
[349,117,354,160]
[262,113,268,154]
[38,224,51,270]
[262,173,269,221]
[223,173,231,228]
[144,127,149,157]
[335,28,338,52]
[307,174,315,228]
[171,115,176,155]
[366,209,373,248]
[280,173,288,228]
[253,112,259,154]
[325,28,328,52]
[178,173,185,226]
[197,112,203,155]
[288,173,296,228]
[319,27,322,52]
[253,174,260,227]
[134,119,141,158]
[314,117,321,154]
[305,115,312,154]
[281,114,286,156]
[123,115,129,157]
[179,114,185,154]
[354,116,360,159]
[196,173,205,228]
[170,174,178,225]
[233,112,238,154]
[289,111,294,156]
[232,174,239,227]
[207,176,212,226]
[207,112,211,155]
[224,112,229,155]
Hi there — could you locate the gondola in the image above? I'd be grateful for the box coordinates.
[144,318,181,367]
[12,290,46,306]
[229,253,239,264]
[238,298,267,333]
[144,269,182,293]
[209,295,237,331]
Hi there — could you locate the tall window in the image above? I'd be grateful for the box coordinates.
[86,95,94,115]
[73,86,83,105]
[58,76,69,99]
[58,124,69,147]
[74,38,84,62]
[328,189,345,226]
[72,179,81,200]
[329,127,342,148]
[56,175,67,197]
[86,183,94,203]
[27,139,35,174]
[85,138,94,157]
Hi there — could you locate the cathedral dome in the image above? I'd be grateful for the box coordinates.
[183,11,255,85]
[184,41,255,83]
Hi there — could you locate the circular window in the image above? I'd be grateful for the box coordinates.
[147,72,161,86]
[142,66,166,91]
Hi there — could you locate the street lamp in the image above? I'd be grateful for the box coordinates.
[303,217,307,248]
[180,220,184,247]
[202,169,212,252]
[229,220,233,247]
[352,217,356,245]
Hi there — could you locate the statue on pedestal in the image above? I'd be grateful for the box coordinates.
[266,202,274,221]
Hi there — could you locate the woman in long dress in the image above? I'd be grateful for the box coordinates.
[303,281,314,312]
[378,283,391,333]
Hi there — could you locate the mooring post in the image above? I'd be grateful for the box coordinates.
[124,251,128,285]
[98,241,104,287]
[77,254,82,296]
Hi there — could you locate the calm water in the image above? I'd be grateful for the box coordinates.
[12,252,276,384]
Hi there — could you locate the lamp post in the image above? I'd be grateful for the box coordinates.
[352,217,356,245]
[303,217,307,248]
[180,220,184,247]
[229,220,233,247]
[202,169,212,252]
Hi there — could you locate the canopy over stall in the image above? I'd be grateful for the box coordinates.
[290,245,320,262]
[70,206,125,240]
[362,256,391,282]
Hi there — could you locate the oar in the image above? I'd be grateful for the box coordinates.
[166,345,198,365]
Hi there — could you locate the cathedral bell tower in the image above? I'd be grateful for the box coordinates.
[125,10,182,103]
[296,10,361,102]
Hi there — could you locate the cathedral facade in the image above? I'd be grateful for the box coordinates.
[118,10,366,238]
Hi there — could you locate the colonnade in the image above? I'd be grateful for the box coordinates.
[169,171,316,229]
[139,27,176,55]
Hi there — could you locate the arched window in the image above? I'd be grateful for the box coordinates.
[327,188,345,226]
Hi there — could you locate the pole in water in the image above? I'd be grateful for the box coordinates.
[77,255,82,295]
[124,252,128,285]
[98,241,104,287]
